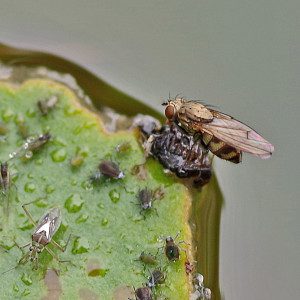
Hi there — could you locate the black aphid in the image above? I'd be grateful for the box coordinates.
[165,236,180,262]
[98,160,124,179]
[134,286,152,300]
[138,189,153,211]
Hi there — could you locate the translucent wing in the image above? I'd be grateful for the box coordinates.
[34,208,61,241]
[200,110,274,159]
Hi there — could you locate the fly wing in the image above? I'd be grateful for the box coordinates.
[201,110,274,159]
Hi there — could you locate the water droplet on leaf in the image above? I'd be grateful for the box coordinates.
[64,194,83,213]
[51,148,67,162]
[109,189,120,203]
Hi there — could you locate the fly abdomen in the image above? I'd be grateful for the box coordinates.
[205,135,242,164]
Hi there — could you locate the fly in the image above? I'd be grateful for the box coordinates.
[163,97,274,163]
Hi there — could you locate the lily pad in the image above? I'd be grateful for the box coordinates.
[0,79,197,299]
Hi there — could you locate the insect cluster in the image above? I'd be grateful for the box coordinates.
[1,89,273,298]
[0,90,200,300]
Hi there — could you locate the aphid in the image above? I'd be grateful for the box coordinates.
[163,97,274,162]
[98,160,124,179]
[0,162,11,215]
[9,133,51,160]
[147,268,166,288]
[0,162,10,193]
[134,286,152,300]
[138,188,154,211]
[165,236,180,261]
[137,251,157,265]
[115,141,132,154]
[37,95,58,115]
[3,201,70,272]
[149,123,211,186]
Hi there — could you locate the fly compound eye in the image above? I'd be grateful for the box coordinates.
[165,105,175,120]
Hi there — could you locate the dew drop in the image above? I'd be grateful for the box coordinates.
[18,220,34,231]
[24,182,36,193]
[34,197,48,208]
[24,151,33,159]
[81,180,93,191]
[12,283,19,292]
[8,151,17,159]
[72,237,90,254]
[2,108,14,122]
[0,238,15,250]
[64,105,81,116]
[70,155,84,168]
[64,194,83,213]
[83,121,96,129]
[26,108,36,118]
[78,146,89,157]
[35,158,43,165]
[109,189,120,203]
[97,203,105,209]
[45,185,55,194]
[21,273,32,286]
[51,148,67,162]
[76,214,89,224]
[71,179,78,186]
[21,289,30,296]
[101,218,108,226]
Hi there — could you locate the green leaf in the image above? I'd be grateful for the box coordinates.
[0,79,197,299]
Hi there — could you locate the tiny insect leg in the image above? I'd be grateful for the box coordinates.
[50,234,72,252]
[44,246,64,263]
[21,199,41,226]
